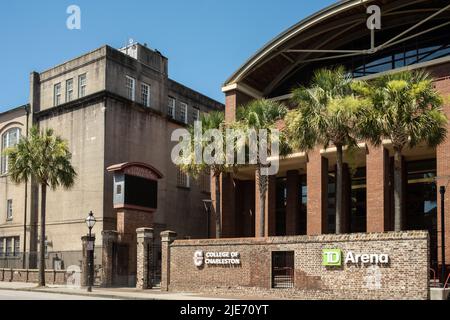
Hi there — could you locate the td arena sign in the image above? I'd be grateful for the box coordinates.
[193,251,241,267]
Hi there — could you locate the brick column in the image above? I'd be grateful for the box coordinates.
[221,173,236,238]
[224,90,252,123]
[435,76,450,269]
[255,174,276,237]
[136,228,154,290]
[307,149,328,235]
[286,170,300,235]
[366,145,390,232]
[160,230,177,291]
[101,230,118,287]
[81,235,95,287]
[342,163,351,233]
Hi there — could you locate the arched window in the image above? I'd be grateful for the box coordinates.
[1,127,21,174]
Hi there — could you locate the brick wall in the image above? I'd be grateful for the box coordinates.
[0,269,68,285]
[166,231,429,300]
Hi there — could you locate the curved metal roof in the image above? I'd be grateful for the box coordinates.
[224,0,450,97]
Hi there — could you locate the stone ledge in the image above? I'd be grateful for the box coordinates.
[171,231,429,247]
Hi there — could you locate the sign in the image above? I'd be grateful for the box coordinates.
[193,251,241,267]
[322,249,342,266]
[322,249,389,267]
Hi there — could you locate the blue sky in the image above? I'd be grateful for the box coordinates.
[0,0,335,111]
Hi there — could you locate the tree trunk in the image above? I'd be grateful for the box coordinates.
[38,183,47,287]
[214,173,222,239]
[257,167,268,238]
[393,148,403,232]
[335,145,344,234]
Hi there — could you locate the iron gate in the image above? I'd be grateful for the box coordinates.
[272,251,294,288]
[147,243,161,287]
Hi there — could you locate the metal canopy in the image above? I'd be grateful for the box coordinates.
[224,0,450,97]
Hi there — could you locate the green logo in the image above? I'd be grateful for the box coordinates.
[322,249,342,266]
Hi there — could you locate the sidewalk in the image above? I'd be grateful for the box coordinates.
[0,282,233,300]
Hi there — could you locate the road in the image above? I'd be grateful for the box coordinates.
[0,289,116,300]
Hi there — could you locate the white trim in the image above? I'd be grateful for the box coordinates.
[320,143,367,155]
[221,83,263,99]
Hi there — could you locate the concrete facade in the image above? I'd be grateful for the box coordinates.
[0,42,223,278]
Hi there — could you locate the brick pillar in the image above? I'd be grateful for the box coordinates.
[101,230,118,287]
[160,230,177,291]
[255,174,276,237]
[286,170,300,235]
[81,235,95,287]
[136,228,154,290]
[366,145,390,232]
[435,76,450,270]
[224,90,252,123]
[307,149,328,235]
[342,163,351,233]
[221,173,236,238]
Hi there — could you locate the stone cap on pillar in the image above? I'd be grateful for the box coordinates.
[102,230,118,241]
[136,228,154,239]
[81,234,96,241]
[161,230,177,243]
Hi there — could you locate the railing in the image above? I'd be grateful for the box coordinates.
[445,272,450,289]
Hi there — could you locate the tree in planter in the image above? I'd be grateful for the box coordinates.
[176,111,229,238]
[353,70,447,231]
[235,99,288,237]
[5,126,76,286]
[286,66,366,234]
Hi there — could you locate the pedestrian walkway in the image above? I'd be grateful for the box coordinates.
[0,282,232,300]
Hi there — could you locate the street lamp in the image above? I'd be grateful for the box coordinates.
[85,211,96,292]
[439,186,446,288]
[202,200,213,239]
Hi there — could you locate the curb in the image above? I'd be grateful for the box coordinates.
[0,286,159,300]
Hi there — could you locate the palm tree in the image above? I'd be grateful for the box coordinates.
[353,70,447,231]
[178,111,228,238]
[235,99,288,237]
[287,66,364,234]
[5,126,77,286]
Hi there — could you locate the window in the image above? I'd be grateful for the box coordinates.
[1,128,21,174]
[13,237,19,256]
[177,168,190,188]
[66,78,74,102]
[126,76,136,101]
[193,108,200,123]
[5,238,12,257]
[116,184,122,195]
[168,97,176,118]
[200,171,210,193]
[6,199,12,220]
[54,83,62,106]
[141,83,151,107]
[78,73,87,98]
[179,102,188,124]
[0,239,4,257]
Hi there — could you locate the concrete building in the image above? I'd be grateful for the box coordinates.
[216,0,450,277]
[0,42,223,285]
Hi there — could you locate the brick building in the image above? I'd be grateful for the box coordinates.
[216,0,450,274]
[0,42,223,286]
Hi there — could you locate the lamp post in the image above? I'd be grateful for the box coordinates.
[202,200,212,239]
[85,211,96,292]
[440,186,446,287]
